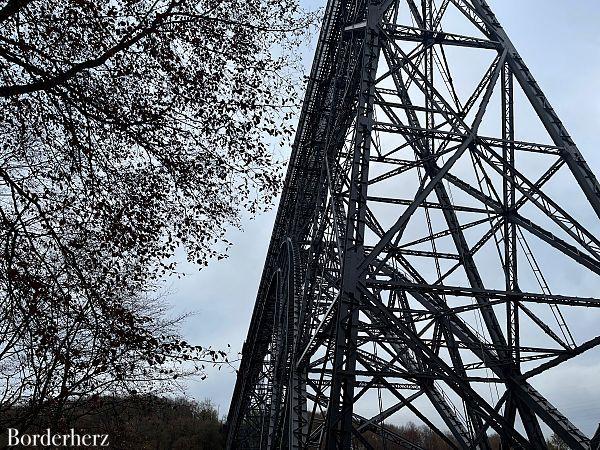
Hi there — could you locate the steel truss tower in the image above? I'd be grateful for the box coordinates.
[227,1,600,448]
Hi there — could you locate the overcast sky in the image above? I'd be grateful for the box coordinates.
[164,0,600,436]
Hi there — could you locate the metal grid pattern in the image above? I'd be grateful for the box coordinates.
[226,1,600,448]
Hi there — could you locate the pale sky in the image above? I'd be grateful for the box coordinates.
[165,0,600,436]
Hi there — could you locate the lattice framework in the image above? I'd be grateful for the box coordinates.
[227,1,600,448]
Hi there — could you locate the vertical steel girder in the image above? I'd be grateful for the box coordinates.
[227,1,600,449]
[325,4,381,448]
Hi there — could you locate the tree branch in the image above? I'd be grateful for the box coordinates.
[0,4,174,97]
[0,0,33,23]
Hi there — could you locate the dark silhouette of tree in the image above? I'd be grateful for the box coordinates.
[1,395,227,449]
[0,0,313,433]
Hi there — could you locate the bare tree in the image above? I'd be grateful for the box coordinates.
[0,0,313,431]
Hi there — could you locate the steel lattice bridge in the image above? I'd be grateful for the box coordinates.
[226,0,600,448]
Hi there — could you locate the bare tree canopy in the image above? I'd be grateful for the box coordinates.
[0,0,312,430]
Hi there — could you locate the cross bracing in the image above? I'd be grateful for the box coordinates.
[226,1,600,448]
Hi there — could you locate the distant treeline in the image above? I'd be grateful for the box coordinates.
[361,423,567,449]
[0,395,569,449]
[0,395,225,450]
